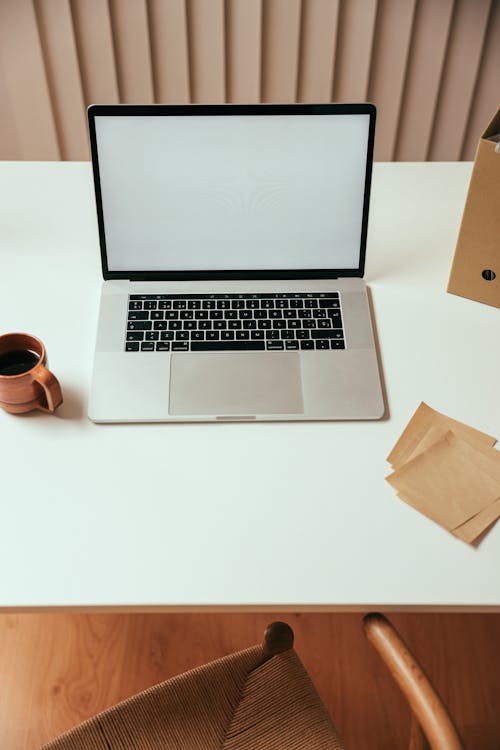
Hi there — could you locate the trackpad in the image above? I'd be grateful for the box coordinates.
[169,353,304,416]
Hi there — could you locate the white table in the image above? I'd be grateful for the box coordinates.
[1,161,499,611]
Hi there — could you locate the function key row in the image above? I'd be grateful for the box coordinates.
[130,292,339,300]
[129,298,340,311]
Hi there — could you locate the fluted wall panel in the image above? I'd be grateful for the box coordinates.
[226,0,262,103]
[0,0,497,161]
[428,0,492,161]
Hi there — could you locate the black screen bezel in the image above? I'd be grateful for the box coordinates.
[88,103,376,281]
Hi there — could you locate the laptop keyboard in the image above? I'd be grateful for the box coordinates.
[125,293,345,352]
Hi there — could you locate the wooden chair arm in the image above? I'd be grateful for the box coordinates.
[363,613,464,750]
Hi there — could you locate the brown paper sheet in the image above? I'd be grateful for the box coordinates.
[452,498,500,544]
[386,431,500,530]
[402,422,500,543]
[396,490,500,544]
[387,402,497,469]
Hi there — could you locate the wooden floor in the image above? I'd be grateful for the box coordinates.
[1,612,499,750]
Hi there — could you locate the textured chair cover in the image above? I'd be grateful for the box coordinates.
[40,641,344,749]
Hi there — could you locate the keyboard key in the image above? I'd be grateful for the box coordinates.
[269,310,282,319]
[127,331,144,341]
[153,321,168,330]
[141,341,155,351]
[173,300,186,309]
[199,320,212,330]
[213,320,227,329]
[236,330,250,340]
[266,341,284,350]
[206,331,220,341]
[298,309,312,318]
[251,330,265,339]
[296,330,310,339]
[304,299,317,308]
[221,331,235,340]
[209,310,223,319]
[246,300,259,309]
[311,330,343,339]
[290,299,302,308]
[176,331,189,340]
[231,300,245,309]
[129,301,142,310]
[128,311,149,320]
[243,320,256,329]
[313,309,326,318]
[180,310,194,319]
[184,320,197,330]
[276,299,288,308]
[165,311,179,319]
[254,309,267,319]
[172,342,189,351]
[151,311,164,320]
[192,331,204,341]
[228,320,242,329]
[188,300,201,309]
[128,321,152,331]
[257,320,271,329]
[191,341,265,351]
[217,300,231,309]
[156,342,170,351]
[331,340,345,349]
[160,331,174,340]
[319,298,339,308]
[158,301,172,310]
[300,340,314,350]
[288,319,301,328]
[202,300,216,309]
[126,342,140,351]
[145,331,159,341]
[283,309,297,318]
[302,320,316,328]
[318,319,331,328]
[195,310,209,319]
[266,330,280,339]
[285,341,299,350]
[261,300,274,309]
[144,301,157,310]
[272,320,286,329]
[224,310,238,320]
[315,340,330,349]
[328,311,343,327]
[169,321,182,330]
[239,309,252,319]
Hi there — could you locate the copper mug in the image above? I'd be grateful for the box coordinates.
[0,333,63,414]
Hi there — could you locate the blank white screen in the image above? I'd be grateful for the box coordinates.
[94,114,370,272]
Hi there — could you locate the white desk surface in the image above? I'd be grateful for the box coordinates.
[1,161,499,612]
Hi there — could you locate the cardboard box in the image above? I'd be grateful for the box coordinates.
[447,107,500,308]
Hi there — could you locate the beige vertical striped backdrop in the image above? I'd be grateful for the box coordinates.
[0,0,498,162]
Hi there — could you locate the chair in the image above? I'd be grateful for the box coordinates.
[40,615,463,750]
[363,613,464,750]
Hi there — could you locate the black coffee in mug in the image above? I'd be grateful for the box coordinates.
[0,349,40,376]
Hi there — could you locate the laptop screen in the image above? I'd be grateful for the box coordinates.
[89,104,375,280]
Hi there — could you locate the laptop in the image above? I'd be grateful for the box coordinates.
[87,103,384,422]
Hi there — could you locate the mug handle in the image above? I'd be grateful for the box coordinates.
[33,365,63,413]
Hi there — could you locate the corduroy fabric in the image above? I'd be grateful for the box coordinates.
[40,644,344,750]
